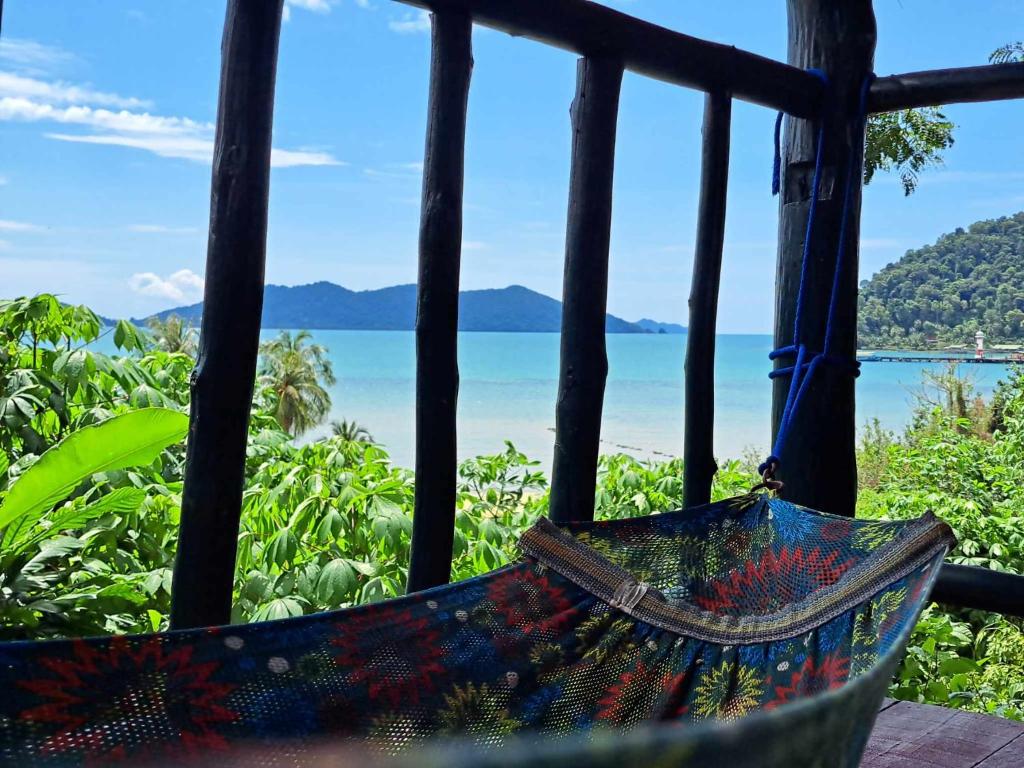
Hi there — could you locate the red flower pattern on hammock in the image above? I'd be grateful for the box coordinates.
[821,519,854,542]
[18,637,236,762]
[486,566,576,637]
[596,661,688,725]
[694,546,853,614]
[332,608,446,709]
[765,653,850,710]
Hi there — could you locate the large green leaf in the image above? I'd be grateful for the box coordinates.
[0,408,188,530]
[4,486,147,553]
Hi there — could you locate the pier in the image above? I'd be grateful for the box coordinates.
[858,354,1023,365]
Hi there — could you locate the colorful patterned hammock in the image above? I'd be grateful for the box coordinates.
[0,494,954,767]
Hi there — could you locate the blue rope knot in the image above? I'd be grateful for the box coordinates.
[761,70,872,485]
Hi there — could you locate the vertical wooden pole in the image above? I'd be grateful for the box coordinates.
[773,0,876,516]
[683,92,731,509]
[406,12,473,593]
[171,0,284,629]
[550,57,624,524]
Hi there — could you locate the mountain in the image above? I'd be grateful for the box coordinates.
[634,318,686,335]
[144,282,674,334]
[858,212,1024,348]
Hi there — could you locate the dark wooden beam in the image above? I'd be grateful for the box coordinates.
[683,92,731,509]
[550,57,623,524]
[935,563,1024,617]
[406,11,473,593]
[869,62,1024,113]
[397,0,822,118]
[170,0,284,630]
[771,0,876,517]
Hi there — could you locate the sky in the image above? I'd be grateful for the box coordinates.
[1,0,1022,332]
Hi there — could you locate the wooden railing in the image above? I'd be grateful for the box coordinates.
[97,0,1022,627]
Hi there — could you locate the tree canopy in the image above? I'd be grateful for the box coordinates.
[858,212,1024,348]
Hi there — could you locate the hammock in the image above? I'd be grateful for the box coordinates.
[0,494,953,767]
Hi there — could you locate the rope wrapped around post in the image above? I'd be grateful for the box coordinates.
[758,71,873,493]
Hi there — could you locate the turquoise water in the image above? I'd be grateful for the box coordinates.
[95,330,1010,469]
[268,331,1008,469]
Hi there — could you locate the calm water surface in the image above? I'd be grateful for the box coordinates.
[94,330,1009,469]
[265,331,1009,469]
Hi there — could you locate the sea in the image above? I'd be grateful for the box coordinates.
[262,331,1010,470]
[97,330,1013,470]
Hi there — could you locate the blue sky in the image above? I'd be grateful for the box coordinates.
[1,0,1022,331]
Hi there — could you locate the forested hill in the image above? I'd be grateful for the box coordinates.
[146,283,684,334]
[858,212,1024,348]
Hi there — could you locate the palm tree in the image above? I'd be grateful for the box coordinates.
[329,418,374,443]
[147,314,197,356]
[258,330,336,436]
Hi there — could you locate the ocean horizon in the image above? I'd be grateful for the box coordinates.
[94,329,1012,471]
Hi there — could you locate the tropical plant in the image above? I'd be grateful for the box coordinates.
[865,108,955,196]
[991,41,1024,64]
[330,418,374,443]
[258,330,336,436]
[146,314,197,356]
[0,408,188,638]
[0,296,190,459]
[2,292,1024,724]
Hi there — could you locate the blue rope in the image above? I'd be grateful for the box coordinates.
[759,72,871,481]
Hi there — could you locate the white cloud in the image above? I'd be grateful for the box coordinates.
[0,51,343,168]
[47,131,342,167]
[389,10,431,34]
[1,98,207,136]
[0,39,74,75]
[0,72,151,109]
[0,95,342,167]
[288,0,334,11]
[0,175,8,186]
[129,268,205,302]
[128,224,200,234]
[463,241,488,251]
[0,239,11,251]
[0,219,43,232]
[284,0,338,21]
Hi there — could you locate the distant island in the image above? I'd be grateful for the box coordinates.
[859,211,1024,349]
[144,283,687,335]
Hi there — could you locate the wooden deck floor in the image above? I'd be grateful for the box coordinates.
[863,699,1024,767]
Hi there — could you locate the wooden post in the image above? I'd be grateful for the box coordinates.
[170,0,284,629]
[683,92,731,509]
[406,11,473,593]
[550,57,623,524]
[772,0,876,517]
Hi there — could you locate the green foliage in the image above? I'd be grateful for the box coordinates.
[858,368,1024,718]
[858,212,1024,348]
[330,418,374,443]
[0,408,187,529]
[146,314,196,356]
[990,42,1024,64]
[865,108,955,196]
[2,292,1023,723]
[258,330,336,436]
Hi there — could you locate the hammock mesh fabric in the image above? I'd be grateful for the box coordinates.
[0,494,953,767]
